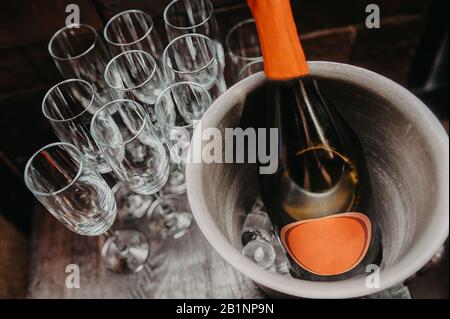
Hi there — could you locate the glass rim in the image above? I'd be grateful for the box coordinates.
[42,79,96,123]
[90,99,148,148]
[225,18,262,62]
[163,33,216,75]
[48,23,99,62]
[163,0,214,30]
[103,9,155,47]
[24,142,84,197]
[238,58,264,80]
[155,81,211,130]
[104,50,158,91]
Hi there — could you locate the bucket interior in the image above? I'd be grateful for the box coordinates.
[197,72,443,280]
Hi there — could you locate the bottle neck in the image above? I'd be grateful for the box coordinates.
[275,77,345,161]
[248,0,309,80]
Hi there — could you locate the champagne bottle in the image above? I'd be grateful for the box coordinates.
[248,0,381,280]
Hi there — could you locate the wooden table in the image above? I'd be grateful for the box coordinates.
[28,204,415,299]
[28,204,265,299]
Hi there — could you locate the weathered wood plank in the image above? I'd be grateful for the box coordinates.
[28,204,265,299]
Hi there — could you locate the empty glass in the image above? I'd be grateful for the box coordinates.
[147,82,211,239]
[24,142,149,273]
[92,99,193,239]
[225,19,262,83]
[157,82,211,196]
[90,99,169,195]
[42,79,111,173]
[155,82,212,171]
[104,50,166,134]
[48,24,112,103]
[163,0,224,66]
[237,58,264,82]
[163,34,226,101]
[103,9,164,63]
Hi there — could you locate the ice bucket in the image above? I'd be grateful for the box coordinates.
[186,61,449,298]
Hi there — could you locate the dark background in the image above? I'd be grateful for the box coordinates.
[0,0,448,298]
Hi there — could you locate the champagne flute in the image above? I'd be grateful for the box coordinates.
[163,34,226,101]
[104,53,182,221]
[48,24,112,104]
[155,82,211,171]
[103,9,164,63]
[163,0,224,66]
[104,50,166,136]
[91,99,193,239]
[24,142,149,273]
[90,99,169,196]
[42,79,111,173]
[225,19,263,83]
[237,58,264,82]
[147,82,212,239]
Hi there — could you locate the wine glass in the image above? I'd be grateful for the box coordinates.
[149,82,211,239]
[90,99,169,195]
[103,9,164,63]
[237,58,264,82]
[91,99,193,239]
[104,50,166,135]
[24,142,149,273]
[48,24,112,104]
[103,52,171,221]
[42,79,111,173]
[155,81,211,171]
[225,19,263,83]
[163,0,224,66]
[163,33,226,101]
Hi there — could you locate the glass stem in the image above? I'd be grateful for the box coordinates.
[154,192,174,217]
[105,229,128,252]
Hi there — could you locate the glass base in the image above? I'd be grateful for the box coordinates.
[147,194,193,240]
[113,183,155,221]
[163,168,186,195]
[101,229,149,274]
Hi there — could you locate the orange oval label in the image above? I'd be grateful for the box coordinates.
[280,212,372,276]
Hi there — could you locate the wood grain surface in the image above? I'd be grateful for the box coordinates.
[28,204,265,299]
[28,203,413,299]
